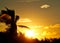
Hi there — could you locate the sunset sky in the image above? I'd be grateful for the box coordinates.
[0,0,60,40]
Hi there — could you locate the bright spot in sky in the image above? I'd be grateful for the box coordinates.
[25,30,35,38]
[40,4,50,8]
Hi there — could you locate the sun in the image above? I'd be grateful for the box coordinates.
[25,30,35,38]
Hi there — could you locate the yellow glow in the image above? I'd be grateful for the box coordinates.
[44,26,49,29]
[42,31,47,36]
[17,19,60,40]
[25,30,35,38]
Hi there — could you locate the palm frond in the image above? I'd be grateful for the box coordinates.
[18,25,30,29]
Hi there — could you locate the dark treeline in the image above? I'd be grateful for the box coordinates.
[17,32,60,43]
[0,30,60,43]
[0,8,60,43]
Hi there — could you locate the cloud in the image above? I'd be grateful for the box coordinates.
[43,24,60,30]
[29,25,43,29]
[17,23,60,39]
[40,4,50,8]
[17,18,32,23]
[49,24,60,28]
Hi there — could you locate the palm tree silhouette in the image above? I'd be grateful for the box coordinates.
[0,7,29,43]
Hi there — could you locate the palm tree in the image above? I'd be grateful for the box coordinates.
[0,7,29,43]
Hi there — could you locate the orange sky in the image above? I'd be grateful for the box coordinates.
[0,0,60,40]
[17,18,60,40]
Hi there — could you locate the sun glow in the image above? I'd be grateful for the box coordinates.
[25,30,35,38]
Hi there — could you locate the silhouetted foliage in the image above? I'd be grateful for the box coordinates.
[18,25,30,29]
[0,7,29,43]
[0,8,60,43]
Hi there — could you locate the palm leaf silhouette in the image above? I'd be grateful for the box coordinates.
[18,25,30,29]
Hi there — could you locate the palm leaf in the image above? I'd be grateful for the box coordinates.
[18,25,30,29]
